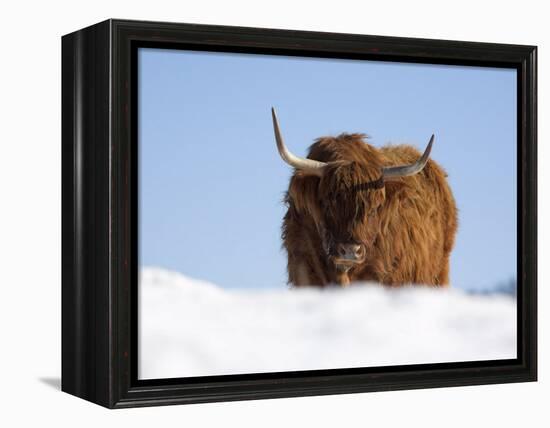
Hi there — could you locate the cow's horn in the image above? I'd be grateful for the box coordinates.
[382,134,434,179]
[271,107,327,176]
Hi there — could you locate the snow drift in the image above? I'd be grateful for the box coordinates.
[139,267,517,379]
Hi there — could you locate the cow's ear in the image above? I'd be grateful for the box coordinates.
[289,173,322,221]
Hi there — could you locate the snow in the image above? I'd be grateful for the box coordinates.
[139,267,517,379]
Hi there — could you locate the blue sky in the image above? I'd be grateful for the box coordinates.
[138,48,517,291]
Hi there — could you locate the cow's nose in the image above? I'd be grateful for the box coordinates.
[336,243,365,261]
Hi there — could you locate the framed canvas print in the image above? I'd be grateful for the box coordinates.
[62,19,537,408]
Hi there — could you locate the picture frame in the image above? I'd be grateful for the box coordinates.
[61,18,537,408]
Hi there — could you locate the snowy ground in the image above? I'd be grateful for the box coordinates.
[139,267,517,379]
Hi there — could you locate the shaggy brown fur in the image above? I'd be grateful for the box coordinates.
[282,133,458,287]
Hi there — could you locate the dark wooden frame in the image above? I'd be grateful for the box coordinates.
[62,19,537,408]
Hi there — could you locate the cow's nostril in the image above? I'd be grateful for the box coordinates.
[336,243,346,257]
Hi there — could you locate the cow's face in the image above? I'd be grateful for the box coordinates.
[317,161,386,272]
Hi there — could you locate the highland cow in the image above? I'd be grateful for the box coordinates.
[272,108,458,287]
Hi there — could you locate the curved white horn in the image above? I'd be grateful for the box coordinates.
[271,107,327,176]
[382,134,434,179]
